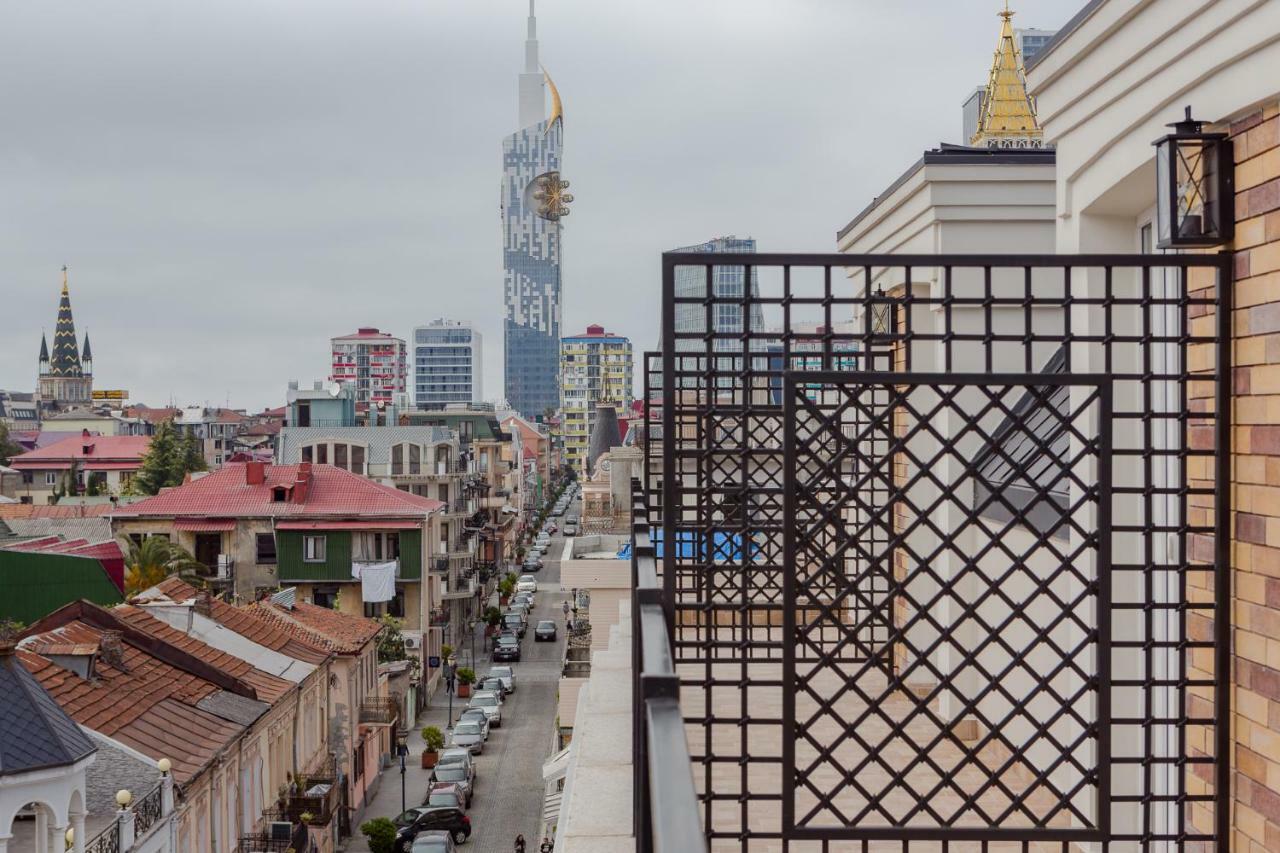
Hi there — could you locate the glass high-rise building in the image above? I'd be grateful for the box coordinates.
[671,236,765,349]
[413,319,482,407]
[502,0,565,419]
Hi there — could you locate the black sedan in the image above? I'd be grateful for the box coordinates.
[492,635,521,662]
[393,807,471,850]
[534,620,557,642]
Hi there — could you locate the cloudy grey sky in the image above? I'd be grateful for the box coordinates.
[1,0,1081,412]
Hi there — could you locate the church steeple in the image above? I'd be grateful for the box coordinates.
[970,3,1044,149]
[38,332,49,371]
[82,332,93,376]
[49,266,84,378]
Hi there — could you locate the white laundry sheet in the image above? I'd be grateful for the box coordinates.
[352,561,398,602]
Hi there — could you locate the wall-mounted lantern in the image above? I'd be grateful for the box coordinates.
[869,285,897,339]
[1153,106,1233,248]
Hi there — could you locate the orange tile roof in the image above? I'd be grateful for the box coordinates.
[0,504,116,519]
[113,605,293,704]
[250,600,383,656]
[155,578,332,665]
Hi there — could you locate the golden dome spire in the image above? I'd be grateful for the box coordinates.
[543,67,563,133]
[970,3,1044,148]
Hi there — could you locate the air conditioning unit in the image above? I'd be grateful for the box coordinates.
[404,636,422,650]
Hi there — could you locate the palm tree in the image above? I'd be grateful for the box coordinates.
[120,536,209,596]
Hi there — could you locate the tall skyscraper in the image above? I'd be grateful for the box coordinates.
[1015,27,1057,65]
[329,328,406,413]
[413,319,483,407]
[560,324,633,474]
[37,267,94,413]
[671,236,765,349]
[502,0,568,420]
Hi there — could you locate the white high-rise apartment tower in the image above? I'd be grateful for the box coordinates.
[413,319,483,407]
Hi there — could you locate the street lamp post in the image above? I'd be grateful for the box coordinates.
[396,730,409,814]
[445,655,457,729]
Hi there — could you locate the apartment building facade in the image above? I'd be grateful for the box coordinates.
[329,329,407,413]
[559,325,633,475]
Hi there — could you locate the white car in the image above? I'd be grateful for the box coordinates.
[467,691,504,728]
[516,575,537,594]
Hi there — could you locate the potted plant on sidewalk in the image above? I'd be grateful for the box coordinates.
[484,607,502,637]
[456,667,476,699]
[421,725,445,769]
[499,576,515,606]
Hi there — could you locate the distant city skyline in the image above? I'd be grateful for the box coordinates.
[0,1,1081,410]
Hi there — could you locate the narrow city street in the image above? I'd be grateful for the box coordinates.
[347,501,575,853]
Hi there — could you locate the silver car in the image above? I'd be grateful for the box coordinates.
[458,708,490,740]
[487,666,516,694]
[448,720,485,755]
[467,690,504,728]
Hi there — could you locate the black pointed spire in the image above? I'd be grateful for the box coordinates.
[49,267,83,378]
[82,332,93,363]
[39,332,49,364]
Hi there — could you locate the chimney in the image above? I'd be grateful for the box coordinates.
[292,463,312,504]
[245,461,267,486]
[194,590,213,617]
[98,630,126,670]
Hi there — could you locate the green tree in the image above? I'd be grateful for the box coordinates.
[176,429,207,482]
[134,421,206,496]
[134,421,181,495]
[0,422,23,466]
[359,818,398,853]
[376,614,407,663]
[119,536,208,595]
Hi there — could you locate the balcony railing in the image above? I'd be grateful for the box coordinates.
[281,777,339,826]
[650,252,1233,851]
[359,696,399,725]
[84,823,120,853]
[132,783,164,839]
[631,481,706,853]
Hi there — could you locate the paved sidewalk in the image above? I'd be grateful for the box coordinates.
[343,620,490,850]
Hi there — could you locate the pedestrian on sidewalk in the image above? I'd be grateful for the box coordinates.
[540,837,554,852]
[514,834,527,853]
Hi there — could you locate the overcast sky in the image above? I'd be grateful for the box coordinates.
[0,0,1082,412]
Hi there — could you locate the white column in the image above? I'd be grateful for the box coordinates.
[161,774,175,816]
[34,810,48,853]
[48,823,66,853]
[118,807,136,850]
[71,813,85,853]
[0,833,10,853]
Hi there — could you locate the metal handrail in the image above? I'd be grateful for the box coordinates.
[84,822,120,853]
[132,782,164,838]
[631,479,706,853]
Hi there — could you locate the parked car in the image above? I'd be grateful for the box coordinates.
[488,665,516,693]
[534,620,557,642]
[478,676,505,696]
[501,613,527,637]
[467,690,505,727]
[436,749,476,782]
[563,523,577,536]
[506,603,531,623]
[511,592,534,609]
[409,830,458,853]
[422,782,467,812]
[458,708,490,740]
[523,557,543,573]
[394,808,471,850]
[566,515,579,525]
[448,719,485,755]
[544,522,558,534]
[428,764,474,808]
[492,635,521,662]
[516,575,538,594]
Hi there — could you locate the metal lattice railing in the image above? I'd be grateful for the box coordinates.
[649,251,1232,850]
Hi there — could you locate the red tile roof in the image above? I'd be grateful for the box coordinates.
[8,434,150,470]
[0,504,116,519]
[111,463,443,519]
[154,578,332,665]
[113,605,293,704]
[250,600,382,656]
[124,406,180,424]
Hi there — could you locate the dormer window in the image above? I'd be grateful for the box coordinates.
[272,486,288,503]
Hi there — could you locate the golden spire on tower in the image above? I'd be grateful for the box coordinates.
[543,67,563,134]
[970,2,1044,148]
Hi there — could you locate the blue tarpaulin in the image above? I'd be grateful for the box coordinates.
[618,528,756,562]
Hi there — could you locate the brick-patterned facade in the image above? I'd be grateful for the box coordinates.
[1222,99,1280,853]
